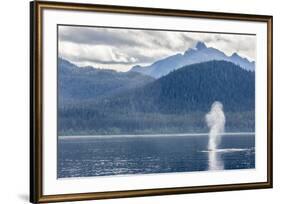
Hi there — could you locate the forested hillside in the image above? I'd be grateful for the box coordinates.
[58,60,255,135]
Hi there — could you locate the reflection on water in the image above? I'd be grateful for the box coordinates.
[207,148,254,171]
[208,150,224,170]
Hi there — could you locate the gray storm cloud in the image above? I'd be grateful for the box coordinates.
[58,25,256,71]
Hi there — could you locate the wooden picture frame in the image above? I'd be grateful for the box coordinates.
[30,1,273,203]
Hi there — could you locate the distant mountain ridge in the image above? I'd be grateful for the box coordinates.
[58,58,155,104]
[130,41,255,78]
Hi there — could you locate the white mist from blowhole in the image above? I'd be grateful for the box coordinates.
[205,101,225,170]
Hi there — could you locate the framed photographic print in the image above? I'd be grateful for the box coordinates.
[30,1,273,203]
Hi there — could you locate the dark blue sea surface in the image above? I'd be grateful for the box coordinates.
[58,134,255,178]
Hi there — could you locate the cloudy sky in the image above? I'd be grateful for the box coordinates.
[58,25,256,72]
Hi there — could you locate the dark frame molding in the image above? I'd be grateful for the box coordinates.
[30,1,273,203]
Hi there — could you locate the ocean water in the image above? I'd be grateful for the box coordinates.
[58,134,255,178]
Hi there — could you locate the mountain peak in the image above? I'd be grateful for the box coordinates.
[231,52,239,58]
[184,48,196,55]
[130,41,254,78]
[132,65,141,69]
[195,41,207,50]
